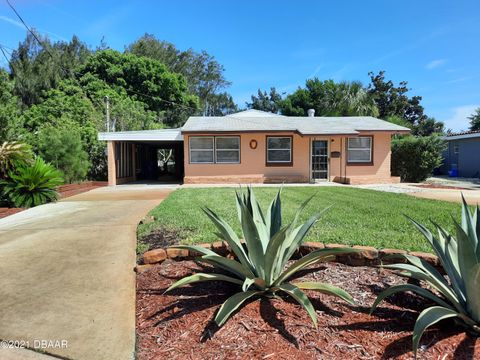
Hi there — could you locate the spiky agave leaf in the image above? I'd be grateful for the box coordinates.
[295,282,355,305]
[165,273,243,293]
[371,197,480,355]
[274,247,359,286]
[214,290,261,326]
[276,283,318,327]
[412,306,459,356]
[165,186,357,328]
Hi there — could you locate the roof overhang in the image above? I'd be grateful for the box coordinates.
[443,133,480,141]
[98,129,183,142]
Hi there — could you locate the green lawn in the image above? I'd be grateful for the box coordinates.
[137,186,461,253]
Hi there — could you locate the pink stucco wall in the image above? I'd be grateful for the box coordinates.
[183,132,398,184]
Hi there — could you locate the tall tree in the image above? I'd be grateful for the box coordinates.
[127,34,231,113]
[247,87,282,113]
[9,32,90,107]
[281,79,379,117]
[468,107,480,131]
[0,69,23,142]
[368,71,444,136]
[204,92,238,116]
[77,49,198,117]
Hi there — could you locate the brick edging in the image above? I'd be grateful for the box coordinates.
[136,241,439,272]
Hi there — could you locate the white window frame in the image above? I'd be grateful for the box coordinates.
[267,136,292,164]
[347,137,372,163]
[189,136,214,164]
[215,136,240,164]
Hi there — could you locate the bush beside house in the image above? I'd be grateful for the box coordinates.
[391,135,446,182]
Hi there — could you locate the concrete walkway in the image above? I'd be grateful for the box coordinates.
[0,185,175,360]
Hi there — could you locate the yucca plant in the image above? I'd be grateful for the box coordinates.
[0,157,63,208]
[165,187,357,327]
[0,141,32,178]
[371,197,480,356]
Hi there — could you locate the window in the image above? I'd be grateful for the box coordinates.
[189,136,240,164]
[267,136,292,164]
[215,137,240,163]
[347,137,372,163]
[453,144,459,155]
[189,137,214,163]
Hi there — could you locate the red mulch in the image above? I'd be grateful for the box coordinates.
[415,184,471,190]
[0,181,107,219]
[136,260,479,360]
[0,207,24,219]
[58,181,107,198]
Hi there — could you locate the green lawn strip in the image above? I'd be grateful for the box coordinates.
[137,186,460,254]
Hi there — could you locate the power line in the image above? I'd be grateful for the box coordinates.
[5,0,199,114]
[5,0,62,72]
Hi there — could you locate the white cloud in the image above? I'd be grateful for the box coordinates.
[0,15,24,30]
[426,59,447,70]
[442,105,479,132]
[0,15,67,41]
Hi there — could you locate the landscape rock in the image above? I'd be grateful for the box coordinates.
[143,249,167,264]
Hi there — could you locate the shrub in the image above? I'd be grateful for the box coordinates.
[35,124,90,184]
[0,141,33,178]
[371,197,480,355]
[166,187,357,327]
[391,135,446,182]
[1,157,63,208]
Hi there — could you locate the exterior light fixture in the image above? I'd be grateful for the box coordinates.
[249,139,258,149]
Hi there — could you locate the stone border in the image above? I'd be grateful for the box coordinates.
[136,241,439,272]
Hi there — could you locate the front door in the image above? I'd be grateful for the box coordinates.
[311,140,328,181]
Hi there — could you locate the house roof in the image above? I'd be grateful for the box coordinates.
[182,110,410,135]
[98,128,183,141]
[444,130,480,141]
[97,110,410,142]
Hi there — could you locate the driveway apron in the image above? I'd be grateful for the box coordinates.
[0,186,175,360]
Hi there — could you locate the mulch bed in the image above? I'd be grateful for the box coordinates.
[0,181,107,220]
[0,207,24,219]
[58,181,107,198]
[415,184,471,190]
[136,260,479,360]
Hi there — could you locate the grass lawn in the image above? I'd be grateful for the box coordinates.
[137,186,461,253]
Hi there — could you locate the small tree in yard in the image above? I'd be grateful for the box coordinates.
[35,125,90,184]
[391,136,446,182]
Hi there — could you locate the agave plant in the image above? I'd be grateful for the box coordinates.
[0,157,63,208]
[371,197,480,356]
[165,187,357,327]
[0,141,32,178]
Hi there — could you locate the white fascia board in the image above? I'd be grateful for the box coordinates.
[98,130,183,141]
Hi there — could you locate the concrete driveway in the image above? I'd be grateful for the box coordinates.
[0,185,175,360]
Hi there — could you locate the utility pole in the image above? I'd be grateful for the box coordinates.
[104,96,110,132]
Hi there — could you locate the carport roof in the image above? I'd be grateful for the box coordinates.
[98,128,183,141]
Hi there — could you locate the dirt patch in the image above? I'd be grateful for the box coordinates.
[415,184,471,190]
[136,260,479,360]
[140,227,182,252]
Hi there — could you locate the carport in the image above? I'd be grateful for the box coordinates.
[98,129,184,186]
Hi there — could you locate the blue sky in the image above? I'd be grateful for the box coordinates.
[0,0,479,131]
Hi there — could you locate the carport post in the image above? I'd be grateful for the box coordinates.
[107,141,117,186]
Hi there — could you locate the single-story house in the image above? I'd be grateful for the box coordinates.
[439,130,480,178]
[98,109,410,185]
